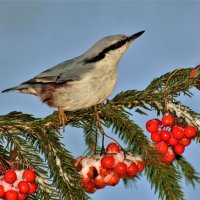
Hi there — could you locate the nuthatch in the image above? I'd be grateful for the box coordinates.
[2,31,144,125]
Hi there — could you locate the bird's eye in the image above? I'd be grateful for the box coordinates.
[114,40,125,48]
[114,42,120,48]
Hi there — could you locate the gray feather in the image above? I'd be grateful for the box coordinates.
[2,56,95,93]
[24,56,94,84]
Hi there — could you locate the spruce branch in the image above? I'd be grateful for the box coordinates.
[168,102,200,142]
[122,175,140,188]
[0,67,200,199]
[24,127,89,200]
[82,118,99,155]
[100,107,184,200]
[2,131,58,199]
[0,143,10,171]
[0,114,88,200]
[175,155,200,187]
[112,67,199,109]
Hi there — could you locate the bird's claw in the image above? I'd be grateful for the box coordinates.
[58,108,67,128]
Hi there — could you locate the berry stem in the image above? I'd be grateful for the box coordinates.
[95,127,98,155]
[164,68,180,113]
[89,118,96,155]
[0,156,10,172]
[94,106,127,157]
[10,161,34,170]
[100,133,106,155]
[94,106,105,155]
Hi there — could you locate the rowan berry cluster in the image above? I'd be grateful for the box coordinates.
[0,169,37,200]
[73,143,144,193]
[146,114,197,163]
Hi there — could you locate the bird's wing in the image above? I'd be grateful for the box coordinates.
[24,57,94,84]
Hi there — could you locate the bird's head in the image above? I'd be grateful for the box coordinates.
[84,31,145,63]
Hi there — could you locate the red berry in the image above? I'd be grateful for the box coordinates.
[105,172,120,186]
[127,162,138,176]
[114,162,127,177]
[101,155,115,169]
[81,176,90,185]
[155,118,162,125]
[161,114,174,126]
[179,137,191,146]
[28,181,37,194]
[168,137,178,146]
[160,130,171,141]
[151,132,161,142]
[136,161,145,172]
[172,126,184,139]
[174,144,185,155]
[184,126,197,138]
[4,170,17,184]
[0,185,5,197]
[190,69,199,78]
[163,149,175,163]
[18,181,30,194]
[94,175,106,189]
[106,143,121,153]
[23,169,36,182]
[18,193,27,200]
[83,181,96,193]
[156,141,168,154]
[5,190,18,200]
[146,119,159,133]
[86,166,98,179]
[99,166,111,177]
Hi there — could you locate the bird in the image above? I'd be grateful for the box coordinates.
[2,31,145,126]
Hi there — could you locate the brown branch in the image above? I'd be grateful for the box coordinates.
[164,68,181,113]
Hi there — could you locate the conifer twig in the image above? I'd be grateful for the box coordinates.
[164,68,181,113]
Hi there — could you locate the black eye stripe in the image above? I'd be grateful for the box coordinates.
[106,39,127,52]
[85,38,129,63]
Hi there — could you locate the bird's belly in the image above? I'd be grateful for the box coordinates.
[53,69,117,111]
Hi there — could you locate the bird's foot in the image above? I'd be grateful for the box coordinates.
[58,107,67,128]
[106,99,111,104]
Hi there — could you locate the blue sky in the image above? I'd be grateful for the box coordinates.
[0,1,200,199]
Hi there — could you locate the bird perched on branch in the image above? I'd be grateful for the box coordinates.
[2,31,144,126]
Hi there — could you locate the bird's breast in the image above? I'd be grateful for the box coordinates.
[53,62,118,111]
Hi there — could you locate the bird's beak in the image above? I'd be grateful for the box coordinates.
[129,30,145,41]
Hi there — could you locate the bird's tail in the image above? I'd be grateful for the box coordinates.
[2,84,39,95]
[2,86,19,93]
[2,84,31,93]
